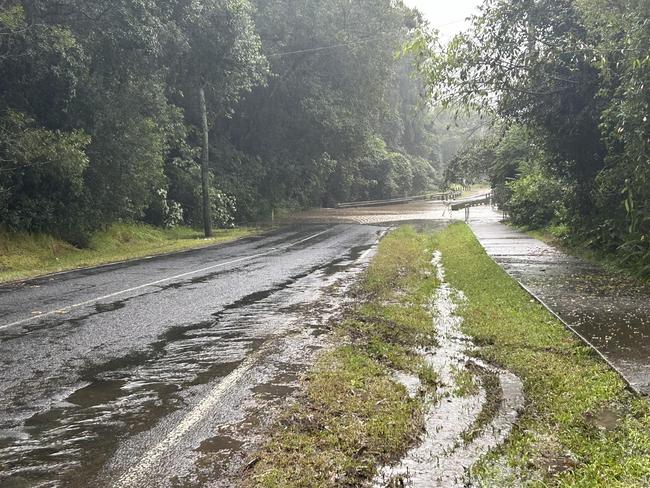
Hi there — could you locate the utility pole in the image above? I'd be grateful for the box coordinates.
[199,86,212,237]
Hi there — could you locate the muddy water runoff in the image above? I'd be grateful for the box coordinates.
[374,251,524,488]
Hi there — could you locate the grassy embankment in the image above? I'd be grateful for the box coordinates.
[246,227,440,487]
[0,223,259,283]
[437,223,650,487]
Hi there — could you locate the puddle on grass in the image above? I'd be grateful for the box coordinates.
[374,251,524,488]
[192,433,246,482]
[0,245,375,488]
[251,381,297,400]
[392,371,422,399]
[584,406,621,432]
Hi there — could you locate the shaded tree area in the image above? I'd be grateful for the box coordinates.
[414,0,650,275]
[214,0,447,219]
[0,0,450,243]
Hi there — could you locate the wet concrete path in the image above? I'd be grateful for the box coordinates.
[468,211,650,395]
[0,224,383,487]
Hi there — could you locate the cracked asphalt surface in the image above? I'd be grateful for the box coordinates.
[0,223,384,487]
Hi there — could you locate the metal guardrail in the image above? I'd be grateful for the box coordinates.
[449,192,493,211]
[334,190,462,209]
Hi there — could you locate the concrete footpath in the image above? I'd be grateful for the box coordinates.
[463,207,650,396]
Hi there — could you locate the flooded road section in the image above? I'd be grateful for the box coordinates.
[470,219,650,396]
[288,200,452,225]
[0,224,382,487]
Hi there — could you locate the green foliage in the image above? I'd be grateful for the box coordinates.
[144,189,184,229]
[446,124,555,211]
[507,167,566,229]
[201,187,237,229]
[225,0,442,210]
[85,100,167,224]
[0,111,90,240]
[413,0,650,276]
[0,0,449,241]
[593,0,650,272]
[444,134,495,186]
[0,0,265,239]
[347,137,433,201]
[0,5,25,30]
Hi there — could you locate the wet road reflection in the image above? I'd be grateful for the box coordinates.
[0,224,380,487]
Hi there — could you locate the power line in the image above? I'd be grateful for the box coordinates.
[0,159,79,173]
[266,18,470,58]
[267,34,396,58]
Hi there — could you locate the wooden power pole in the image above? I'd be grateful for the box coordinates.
[199,86,212,237]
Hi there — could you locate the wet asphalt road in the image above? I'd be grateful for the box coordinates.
[0,223,385,487]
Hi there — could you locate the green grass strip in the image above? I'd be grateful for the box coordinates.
[435,223,650,488]
[246,226,439,487]
[0,223,260,283]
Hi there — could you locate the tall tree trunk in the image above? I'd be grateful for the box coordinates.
[199,86,212,237]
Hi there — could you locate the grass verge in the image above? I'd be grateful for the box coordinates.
[244,226,439,488]
[435,223,650,487]
[0,223,260,283]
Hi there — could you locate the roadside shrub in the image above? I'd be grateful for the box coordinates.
[144,188,184,228]
[190,187,237,229]
[210,190,237,228]
[506,168,566,229]
[492,182,512,210]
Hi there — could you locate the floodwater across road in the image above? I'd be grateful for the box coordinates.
[0,224,383,487]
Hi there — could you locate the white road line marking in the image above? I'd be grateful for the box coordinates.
[112,348,264,488]
[113,231,376,485]
[357,247,374,263]
[0,229,330,332]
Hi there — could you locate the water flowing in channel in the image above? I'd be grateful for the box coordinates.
[374,251,525,488]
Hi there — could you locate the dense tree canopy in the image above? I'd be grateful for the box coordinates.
[413,0,650,275]
[0,0,455,241]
